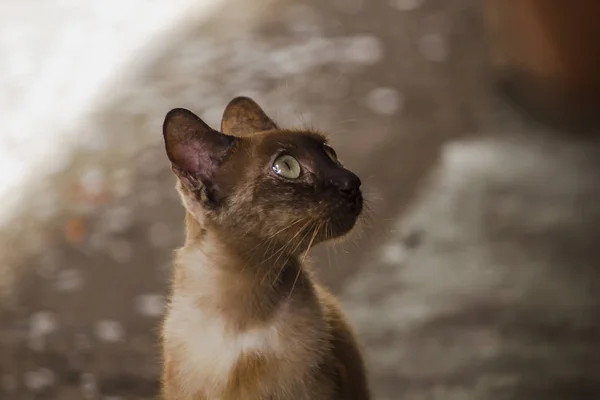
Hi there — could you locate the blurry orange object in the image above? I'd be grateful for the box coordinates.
[65,217,87,244]
[485,0,600,129]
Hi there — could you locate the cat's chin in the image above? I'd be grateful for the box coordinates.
[328,219,358,240]
[325,200,363,239]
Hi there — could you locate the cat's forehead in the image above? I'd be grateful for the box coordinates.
[253,130,328,152]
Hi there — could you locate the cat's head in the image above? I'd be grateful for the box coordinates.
[162,97,363,256]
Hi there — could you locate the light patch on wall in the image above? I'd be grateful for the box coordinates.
[0,0,225,228]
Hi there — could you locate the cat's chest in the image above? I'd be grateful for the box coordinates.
[164,297,273,367]
[162,295,320,398]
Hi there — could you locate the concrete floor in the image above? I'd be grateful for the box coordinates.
[2,0,600,399]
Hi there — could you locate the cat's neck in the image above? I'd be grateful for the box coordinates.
[183,211,205,246]
[183,210,308,272]
[173,212,314,330]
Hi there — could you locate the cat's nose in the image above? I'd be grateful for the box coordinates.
[332,171,361,199]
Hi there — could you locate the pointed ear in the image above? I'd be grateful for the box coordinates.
[220,96,278,137]
[163,108,237,193]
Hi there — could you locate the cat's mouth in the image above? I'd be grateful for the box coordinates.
[325,191,363,238]
[341,192,363,218]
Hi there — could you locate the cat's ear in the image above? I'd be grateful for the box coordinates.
[163,108,237,193]
[220,96,278,137]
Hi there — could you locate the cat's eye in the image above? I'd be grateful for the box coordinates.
[273,155,301,179]
[323,144,339,164]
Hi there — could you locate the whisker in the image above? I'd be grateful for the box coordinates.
[363,192,383,202]
[324,220,333,272]
[289,223,321,299]
[246,217,305,255]
[245,218,306,278]
[330,231,342,274]
[265,219,314,287]
[269,219,313,266]
[268,223,314,289]
[244,218,308,269]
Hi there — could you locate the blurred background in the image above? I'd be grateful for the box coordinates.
[1,0,600,399]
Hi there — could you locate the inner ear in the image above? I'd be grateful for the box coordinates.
[221,96,278,137]
[163,108,237,196]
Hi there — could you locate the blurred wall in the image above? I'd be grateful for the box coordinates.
[3,1,600,400]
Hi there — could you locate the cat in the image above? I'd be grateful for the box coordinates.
[160,96,370,400]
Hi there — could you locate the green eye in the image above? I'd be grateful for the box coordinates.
[273,155,301,179]
[323,144,339,164]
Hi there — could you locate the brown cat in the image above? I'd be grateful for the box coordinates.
[160,97,370,400]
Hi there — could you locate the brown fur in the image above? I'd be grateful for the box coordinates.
[160,97,370,399]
